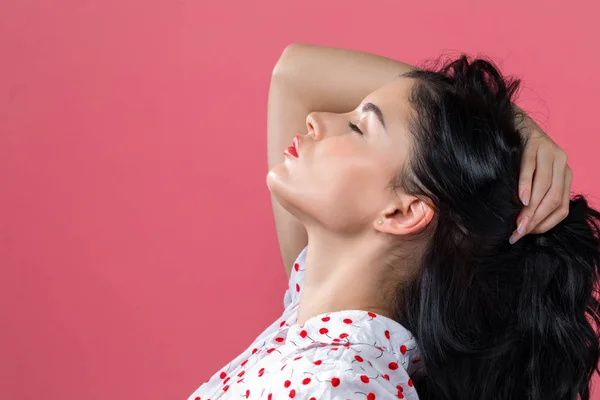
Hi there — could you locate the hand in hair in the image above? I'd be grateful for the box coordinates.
[509,110,571,244]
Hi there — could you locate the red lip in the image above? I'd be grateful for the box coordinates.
[284,135,300,158]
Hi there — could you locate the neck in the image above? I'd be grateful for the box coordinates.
[295,227,402,326]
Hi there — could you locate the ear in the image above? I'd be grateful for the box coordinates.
[373,196,434,236]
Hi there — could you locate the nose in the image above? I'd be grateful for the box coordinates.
[307,112,334,140]
[306,112,320,139]
[306,111,348,140]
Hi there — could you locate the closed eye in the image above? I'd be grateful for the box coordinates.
[348,121,363,135]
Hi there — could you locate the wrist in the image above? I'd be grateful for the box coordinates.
[512,104,538,138]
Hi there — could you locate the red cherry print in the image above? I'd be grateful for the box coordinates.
[246,390,250,398]
[396,385,403,392]
[268,394,272,400]
[238,371,245,377]
[223,385,229,392]
[195,397,200,400]
[360,375,370,383]
[293,356,303,361]
[252,348,258,354]
[375,346,384,351]
[343,318,353,324]
[267,348,276,354]
[322,316,330,322]
[296,283,300,292]
[339,333,349,339]
[389,362,399,370]
[398,392,404,399]
[385,330,391,339]
[355,355,364,362]
[280,320,286,327]
[367,393,376,400]
[344,343,351,348]
[289,389,296,398]
[319,327,329,335]
[300,330,308,338]
[302,377,311,385]
[333,338,340,342]
[310,398,316,400]
[258,368,265,377]
[400,345,407,355]
[275,337,284,342]
[314,360,322,365]
[294,263,299,271]
[408,379,413,387]
[241,360,248,367]
[284,380,291,388]
[223,377,230,385]
[383,374,390,381]
[331,377,340,387]
[331,347,338,351]
[368,312,377,318]
[219,371,227,379]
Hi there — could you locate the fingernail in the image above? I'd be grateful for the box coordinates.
[517,216,529,235]
[509,234,518,244]
[520,190,529,206]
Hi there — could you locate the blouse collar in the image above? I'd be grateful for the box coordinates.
[281,307,425,376]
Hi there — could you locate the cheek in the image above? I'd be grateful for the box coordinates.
[312,141,388,193]
[326,161,380,198]
[303,145,392,226]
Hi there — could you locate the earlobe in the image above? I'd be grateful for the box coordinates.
[374,199,434,236]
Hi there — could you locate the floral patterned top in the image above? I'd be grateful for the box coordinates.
[187,245,425,400]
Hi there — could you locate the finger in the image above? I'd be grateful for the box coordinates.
[518,138,538,206]
[525,145,553,209]
[530,166,571,234]
[524,150,568,232]
[510,156,564,243]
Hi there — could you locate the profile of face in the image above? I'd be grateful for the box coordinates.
[266,77,434,239]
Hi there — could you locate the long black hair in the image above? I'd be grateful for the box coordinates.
[391,55,600,399]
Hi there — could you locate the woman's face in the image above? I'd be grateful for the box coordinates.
[267,77,417,235]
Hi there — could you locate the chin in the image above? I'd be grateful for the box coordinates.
[267,169,307,216]
[266,166,292,202]
[266,165,285,192]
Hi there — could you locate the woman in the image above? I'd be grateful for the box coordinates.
[188,44,600,399]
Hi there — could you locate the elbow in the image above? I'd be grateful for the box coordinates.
[272,42,305,78]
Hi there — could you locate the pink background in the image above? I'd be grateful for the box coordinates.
[1,0,599,399]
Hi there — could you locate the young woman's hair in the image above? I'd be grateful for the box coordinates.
[390,55,600,399]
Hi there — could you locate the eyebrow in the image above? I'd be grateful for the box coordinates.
[362,102,387,131]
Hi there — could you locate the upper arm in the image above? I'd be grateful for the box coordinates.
[267,47,310,279]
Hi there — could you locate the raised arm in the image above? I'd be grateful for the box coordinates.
[267,43,413,278]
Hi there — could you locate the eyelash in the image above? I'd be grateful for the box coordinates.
[348,121,363,135]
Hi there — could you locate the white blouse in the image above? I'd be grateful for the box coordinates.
[187,245,425,400]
